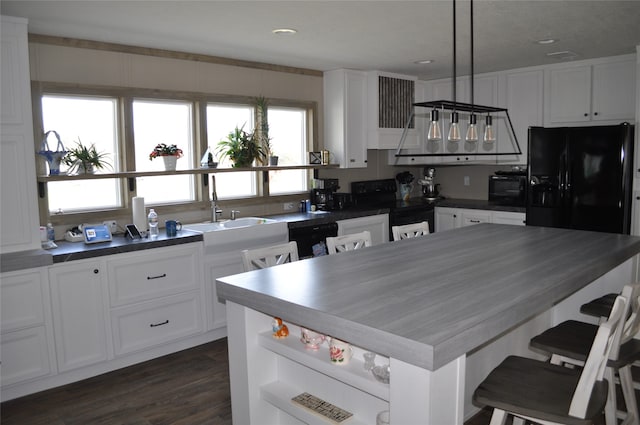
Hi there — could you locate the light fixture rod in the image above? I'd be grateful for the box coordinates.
[469,0,474,109]
[452,0,457,108]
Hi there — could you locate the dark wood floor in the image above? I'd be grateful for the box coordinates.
[0,337,501,425]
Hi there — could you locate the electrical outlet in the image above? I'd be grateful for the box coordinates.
[283,202,295,211]
[464,176,470,186]
[103,220,117,233]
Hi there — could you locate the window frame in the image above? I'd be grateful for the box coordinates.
[31,82,317,227]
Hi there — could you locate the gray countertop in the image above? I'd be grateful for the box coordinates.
[216,224,640,371]
[436,198,525,213]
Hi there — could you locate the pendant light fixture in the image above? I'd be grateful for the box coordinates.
[483,114,496,143]
[447,0,460,143]
[394,0,522,159]
[427,109,442,142]
[465,0,478,143]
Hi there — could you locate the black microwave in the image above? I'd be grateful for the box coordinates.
[489,174,526,206]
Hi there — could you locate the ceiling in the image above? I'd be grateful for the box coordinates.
[2,0,640,80]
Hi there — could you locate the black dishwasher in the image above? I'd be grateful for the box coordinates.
[288,222,338,259]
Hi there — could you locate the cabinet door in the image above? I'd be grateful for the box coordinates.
[1,327,52,386]
[492,211,526,226]
[591,59,636,122]
[500,70,543,165]
[49,260,110,372]
[0,17,40,252]
[337,214,389,245]
[323,69,367,168]
[204,251,245,330]
[434,207,461,232]
[632,191,640,237]
[460,209,491,227]
[546,65,592,124]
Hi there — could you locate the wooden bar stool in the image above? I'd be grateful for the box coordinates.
[391,221,430,241]
[474,295,628,425]
[529,283,640,425]
[326,231,371,255]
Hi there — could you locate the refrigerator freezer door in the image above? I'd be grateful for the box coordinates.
[567,125,633,233]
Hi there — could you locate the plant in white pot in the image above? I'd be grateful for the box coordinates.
[63,139,111,175]
[149,143,183,171]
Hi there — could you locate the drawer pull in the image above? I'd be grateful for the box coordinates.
[150,320,169,328]
[146,273,167,280]
[470,219,481,223]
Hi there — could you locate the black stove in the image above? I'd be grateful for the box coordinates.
[351,179,436,238]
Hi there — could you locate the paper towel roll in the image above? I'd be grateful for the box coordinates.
[132,197,147,232]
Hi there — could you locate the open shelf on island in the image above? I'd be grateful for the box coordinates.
[261,381,367,425]
[258,331,389,401]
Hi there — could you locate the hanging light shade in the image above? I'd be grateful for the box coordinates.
[484,114,496,143]
[427,109,442,142]
[466,114,478,142]
[448,111,461,142]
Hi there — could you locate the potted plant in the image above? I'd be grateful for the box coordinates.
[254,96,277,166]
[216,124,265,168]
[149,143,183,171]
[63,139,111,175]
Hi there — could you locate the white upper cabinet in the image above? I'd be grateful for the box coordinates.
[1,16,41,252]
[367,71,418,150]
[323,69,368,168]
[498,69,544,165]
[544,55,636,125]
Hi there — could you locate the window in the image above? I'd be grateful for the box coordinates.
[206,104,256,199]
[37,84,316,221]
[41,95,121,213]
[133,99,195,205]
[267,107,308,195]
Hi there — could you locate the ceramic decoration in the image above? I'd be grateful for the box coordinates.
[300,327,326,350]
[329,337,353,364]
[271,317,289,338]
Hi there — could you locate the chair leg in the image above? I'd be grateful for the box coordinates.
[489,409,508,425]
[619,365,640,425]
[605,367,618,425]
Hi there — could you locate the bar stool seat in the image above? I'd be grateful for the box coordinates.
[581,293,618,319]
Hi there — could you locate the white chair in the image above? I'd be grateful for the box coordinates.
[529,282,640,425]
[474,295,628,425]
[326,231,372,255]
[241,241,299,271]
[392,221,430,241]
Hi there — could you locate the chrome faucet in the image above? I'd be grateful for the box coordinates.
[231,210,240,220]
[211,175,222,222]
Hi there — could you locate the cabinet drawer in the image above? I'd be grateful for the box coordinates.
[1,326,52,386]
[111,292,202,356]
[460,210,491,227]
[107,246,199,306]
[1,270,45,332]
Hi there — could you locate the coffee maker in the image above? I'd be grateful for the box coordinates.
[418,167,440,200]
[310,178,340,210]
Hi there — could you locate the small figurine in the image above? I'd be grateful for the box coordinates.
[272,317,289,338]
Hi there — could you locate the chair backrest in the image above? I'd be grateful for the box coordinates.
[326,231,372,255]
[569,294,627,418]
[612,282,640,358]
[241,241,299,271]
[392,221,430,241]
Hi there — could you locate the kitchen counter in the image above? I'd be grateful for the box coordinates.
[48,230,203,263]
[267,207,390,229]
[436,198,525,213]
[217,224,640,424]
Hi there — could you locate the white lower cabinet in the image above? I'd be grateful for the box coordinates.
[106,244,204,356]
[435,207,525,232]
[49,259,110,372]
[337,214,389,245]
[0,268,55,387]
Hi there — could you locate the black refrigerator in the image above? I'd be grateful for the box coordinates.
[526,123,634,234]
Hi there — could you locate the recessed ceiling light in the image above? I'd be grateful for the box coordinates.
[272,28,297,35]
[414,59,434,65]
[535,38,557,45]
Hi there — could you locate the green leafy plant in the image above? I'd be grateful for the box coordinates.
[216,124,265,168]
[254,96,273,161]
[63,139,111,174]
[149,143,183,160]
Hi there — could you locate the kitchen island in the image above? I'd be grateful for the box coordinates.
[216,224,640,425]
